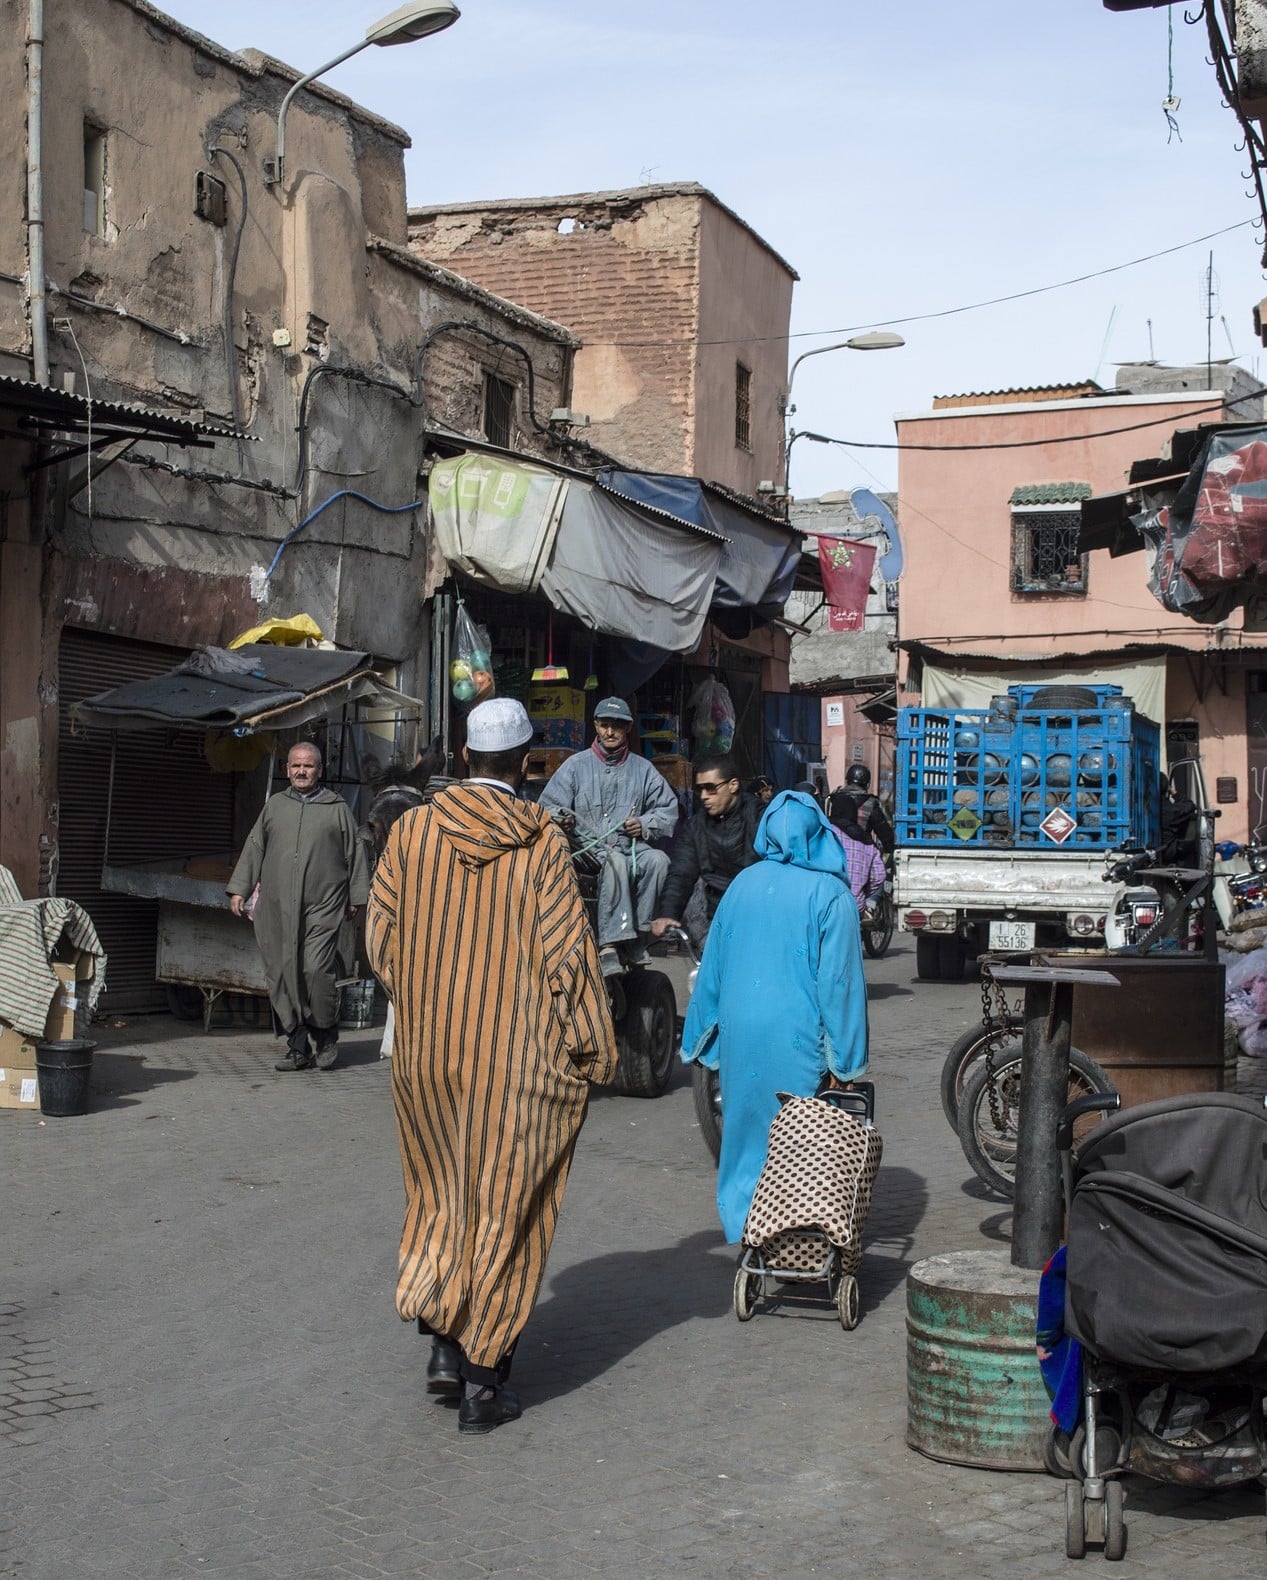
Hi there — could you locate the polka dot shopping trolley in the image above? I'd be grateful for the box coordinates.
[734,1081,882,1330]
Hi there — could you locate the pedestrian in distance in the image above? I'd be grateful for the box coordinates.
[827,792,887,914]
[365,697,617,1434]
[650,753,761,945]
[749,775,776,807]
[538,695,678,974]
[680,789,870,1242]
[227,740,368,1072]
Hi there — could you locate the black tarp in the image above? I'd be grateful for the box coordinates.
[1065,1093,1267,1373]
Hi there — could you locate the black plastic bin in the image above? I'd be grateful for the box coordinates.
[34,1038,96,1117]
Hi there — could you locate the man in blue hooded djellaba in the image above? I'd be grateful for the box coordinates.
[680,790,870,1242]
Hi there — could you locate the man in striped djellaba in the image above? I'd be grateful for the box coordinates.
[366,697,617,1433]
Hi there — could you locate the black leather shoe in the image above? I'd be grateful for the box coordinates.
[457,1386,521,1434]
[426,1338,461,1395]
[274,1049,315,1071]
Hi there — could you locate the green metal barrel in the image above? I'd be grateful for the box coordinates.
[906,1249,1050,1471]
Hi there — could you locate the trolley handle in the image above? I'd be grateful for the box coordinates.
[662,924,699,965]
[812,1076,875,1124]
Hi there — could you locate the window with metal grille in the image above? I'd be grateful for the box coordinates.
[483,373,515,448]
[1011,507,1087,594]
[735,362,752,451]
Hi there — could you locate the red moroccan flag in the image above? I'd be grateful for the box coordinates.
[818,538,877,629]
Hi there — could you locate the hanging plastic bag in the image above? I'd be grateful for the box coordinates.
[451,604,495,704]
[688,675,735,754]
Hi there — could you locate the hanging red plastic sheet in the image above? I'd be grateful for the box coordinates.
[1138,426,1267,622]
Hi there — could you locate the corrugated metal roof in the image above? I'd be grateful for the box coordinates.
[932,381,1107,407]
[0,375,242,443]
[1010,482,1093,506]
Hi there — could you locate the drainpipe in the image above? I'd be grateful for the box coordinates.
[26,0,48,384]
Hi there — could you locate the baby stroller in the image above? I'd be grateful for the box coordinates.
[1053,1090,1267,1561]
[734,1081,881,1330]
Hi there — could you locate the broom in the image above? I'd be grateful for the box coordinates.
[532,611,569,682]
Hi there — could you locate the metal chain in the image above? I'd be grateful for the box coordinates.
[978,956,1016,1134]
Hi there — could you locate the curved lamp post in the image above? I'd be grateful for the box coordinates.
[264,2,461,186]
[782,330,904,491]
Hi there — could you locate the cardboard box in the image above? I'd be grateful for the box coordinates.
[526,747,576,780]
[529,685,586,722]
[45,963,80,1042]
[535,717,585,749]
[0,1063,40,1111]
[652,754,694,792]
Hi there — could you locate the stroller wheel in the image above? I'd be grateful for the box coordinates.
[1064,1480,1086,1560]
[1042,1424,1074,1480]
[733,1266,760,1322]
[836,1274,860,1331]
[1104,1480,1126,1562]
[1069,1422,1123,1481]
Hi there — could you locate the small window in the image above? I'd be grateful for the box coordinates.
[1011,507,1087,595]
[735,363,752,451]
[483,373,515,448]
[83,123,106,237]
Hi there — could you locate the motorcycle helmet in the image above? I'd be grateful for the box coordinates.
[845,763,871,791]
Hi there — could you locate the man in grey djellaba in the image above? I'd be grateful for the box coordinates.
[227,740,369,1071]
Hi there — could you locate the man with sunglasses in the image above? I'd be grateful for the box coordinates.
[651,754,762,944]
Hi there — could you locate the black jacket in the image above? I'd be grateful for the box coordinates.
[857,793,895,854]
[658,792,762,922]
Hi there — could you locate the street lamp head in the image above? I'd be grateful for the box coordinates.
[365,2,461,46]
[266,2,461,185]
[842,331,905,351]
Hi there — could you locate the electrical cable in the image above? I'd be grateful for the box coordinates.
[264,487,422,581]
[208,142,248,471]
[54,317,93,522]
[581,219,1258,351]
[793,389,1261,455]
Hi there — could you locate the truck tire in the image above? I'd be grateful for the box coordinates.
[939,937,966,980]
[614,970,677,1097]
[1025,686,1100,712]
[916,936,942,981]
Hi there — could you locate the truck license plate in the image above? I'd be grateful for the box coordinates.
[988,920,1035,952]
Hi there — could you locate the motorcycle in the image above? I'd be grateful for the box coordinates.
[1224,825,1267,924]
[861,858,895,959]
[1102,846,1170,952]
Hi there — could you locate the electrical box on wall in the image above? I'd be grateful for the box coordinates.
[194,171,227,226]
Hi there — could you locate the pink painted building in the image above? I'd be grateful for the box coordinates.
[895,378,1267,842]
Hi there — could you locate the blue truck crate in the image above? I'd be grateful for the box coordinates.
[898,702,1160,850]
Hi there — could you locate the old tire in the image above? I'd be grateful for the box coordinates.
[939,937,966,981]
[165,983,204,1021]
[916,936,942,981]
[614,970,677,1098]
[1065,1480,1087,1560]
[1028,686,1101,713]
[1104,1479,1126,1562]
[692,1062,723,1165]
[956,1047,1115,1198]
[940,1015,1024,1132]
[862,891,894,958]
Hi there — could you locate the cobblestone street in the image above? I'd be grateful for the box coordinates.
[3,939,1265,1579]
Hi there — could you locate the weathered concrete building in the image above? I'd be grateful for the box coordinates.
[0,0,577,1002]
[407,184,797,497]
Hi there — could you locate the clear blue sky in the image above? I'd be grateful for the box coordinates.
[160,0,1267,496]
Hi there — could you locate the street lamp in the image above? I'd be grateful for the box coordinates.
[781,330,904,491]
[263,2,461,186]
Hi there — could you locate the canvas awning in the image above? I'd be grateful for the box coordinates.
[70,643,425,734]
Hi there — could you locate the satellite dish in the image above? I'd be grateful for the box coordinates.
[850,488,903,583]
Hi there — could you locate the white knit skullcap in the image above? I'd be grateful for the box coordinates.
[466,697,533,752]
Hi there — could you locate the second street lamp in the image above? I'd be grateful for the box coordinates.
[781,330,904,492]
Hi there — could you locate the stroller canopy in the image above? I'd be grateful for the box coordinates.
[1066,1093,1267,1375]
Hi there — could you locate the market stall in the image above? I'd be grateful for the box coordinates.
[70,643,425,1028]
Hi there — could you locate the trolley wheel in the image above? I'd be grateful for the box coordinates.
[1069,1422,1124,1481]
[836,1274,860,1331]
[1104,1479,1126,1562]
[1065,1480,1087,1561]
[733,1265,760,1322]
[692,1063,722,1165]
[1042,1423,1074,1480]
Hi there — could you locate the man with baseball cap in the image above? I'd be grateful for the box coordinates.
[538,696,678,972]
[367,697,617,1433]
